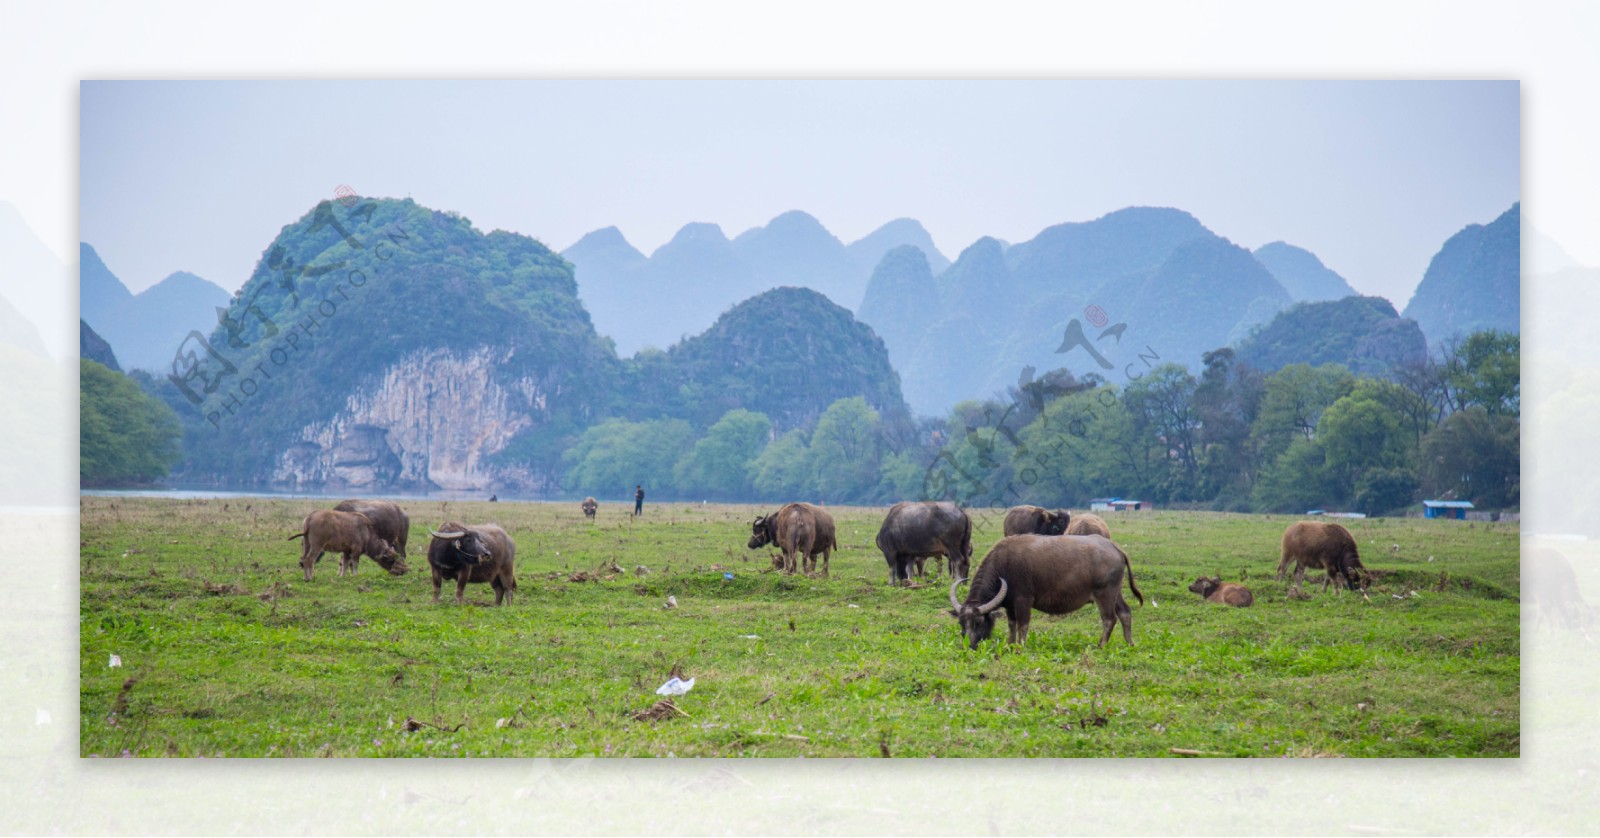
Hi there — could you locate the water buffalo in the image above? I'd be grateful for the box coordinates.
[1277,521,1367,593]
[427,522,517,605]
[949,534,1143,649]
[289,508,406,581]
[1065,513,1110,538]
[1189,576,1254,607]
[582,497,598,520]
[748,503,837,576]
[333,499,411,558]
[876,501,973,586]
[1002,505,1071,537]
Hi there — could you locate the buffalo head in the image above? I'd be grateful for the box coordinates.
[747,515,776,550]
[1188,577,1221,597]
[368,538,408,575]
[949,577,1008,650]
[429,526,493,564]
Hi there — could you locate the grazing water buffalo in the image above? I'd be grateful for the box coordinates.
[1065,513,1110,538]
[427,522,517,605]
[333,499,411,558]
[876,501,973,585]
[289,509,406,581]
[1277,521,1367,593]
[748,503,837,576]
[1002,505,1071,537]
[1189,577,1254,607]
[949,534,1143,649]
[582,497,598,520]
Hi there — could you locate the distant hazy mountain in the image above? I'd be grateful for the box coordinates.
[79,243,232,374]
[856,206,1295,415]
[563,211,949,355]
[1253,241,1360,302]
[1,292,49,358]
[1235,295,1427,377]
[1403,203,1521,348]
[0,200,70,360]
[79,319,120,372]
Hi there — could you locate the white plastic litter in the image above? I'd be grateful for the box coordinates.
[656,677,695,696]
[740,635,760,640]
[665,595,678,609]
[108,654,122,668]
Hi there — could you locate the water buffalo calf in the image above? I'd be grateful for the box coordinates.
[427,522,517,605]
[1277,521,1367,593]
[289,509,406,581]
[949,534,1143,649]
[1189,576,1254,607]
[1065,513,1110,538]
[1002,505,1071,537]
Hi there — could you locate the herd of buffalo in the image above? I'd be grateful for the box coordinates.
[288,498,1370,650]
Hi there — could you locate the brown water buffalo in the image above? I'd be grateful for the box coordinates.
[427,522,517,605]
[1277,521,1367,593]
[1189,577,1254,607]
[582,497,598,520]
[876,501,973,585]
[949,534,1143,649]
[289,509,406,581]
[333,499,411,558]
[748,503,836,576]
[1002,505,1071,537]
[1065,513,1110,538]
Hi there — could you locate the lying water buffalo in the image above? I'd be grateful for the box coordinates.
[427,522,517,605]
[582,497,598,520]
[948,534,1142,649]
[1188,576,1253,607]
[877,501,973,585]
[1277,521,1367,593]
[333,499,411,558]
[289,508,407,581]
[1065,513,1110,538]
[748,503,837,576]
[1002,505,1071,537]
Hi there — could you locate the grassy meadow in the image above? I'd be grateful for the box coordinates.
[79,497,1520,757]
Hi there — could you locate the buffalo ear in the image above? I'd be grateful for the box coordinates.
[453,539,461,550]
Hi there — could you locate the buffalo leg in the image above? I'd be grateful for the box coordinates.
[456,576,469,605]
[431,570,443,604]
[1292,563,1308,593]
[820,546,830,578]
[1276,556,1292,582]
[300,545,316,582]
[1008,601,1032,645]
[493,578,506,606]
[1115,597,1134,645]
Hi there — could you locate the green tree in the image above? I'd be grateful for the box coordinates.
[80,359,183,486]
[1249,363,1356,464]
[808,397,884,502]
[1420,407,1520,508]
[672,409,772,499]
[563,418,694,496]
[749,429,812,499]
[1123,363,1200,501]
[1444,329,1520,416]
[1251,437,1340,513]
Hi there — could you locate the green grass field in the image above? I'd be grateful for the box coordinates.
[79,497,1520,757]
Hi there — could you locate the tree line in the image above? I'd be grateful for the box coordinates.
[562,329,1519,515]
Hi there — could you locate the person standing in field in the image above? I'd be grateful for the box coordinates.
[634,484,645,517]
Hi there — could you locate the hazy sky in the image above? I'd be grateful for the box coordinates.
[81,80,1518,307]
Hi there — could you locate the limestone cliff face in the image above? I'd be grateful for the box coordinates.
[271,345,548,492]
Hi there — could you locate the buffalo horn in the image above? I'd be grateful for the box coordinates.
[949,578,966,610]
[976,578,1008,615]
[428,528,466,539]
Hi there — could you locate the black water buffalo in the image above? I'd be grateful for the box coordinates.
[876,501,973,586]
[948,534,1143,649]
[1002,505,1071,536]
[1277,521,1367,593]
[289,508,406,581]
[1065,512,1110,538]
[748,502,837,576]
[582,497,598,520]
[426,522,517,605]
[333,499,411,558]
[1189,576,1254,607]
